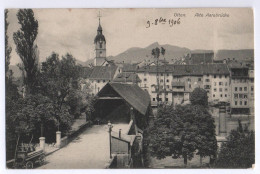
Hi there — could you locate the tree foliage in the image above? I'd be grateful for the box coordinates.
[214,121,255,168]
[190,87,208,106]
[149,104,217,166]
[13,9,39,94]
[5,9,12,75]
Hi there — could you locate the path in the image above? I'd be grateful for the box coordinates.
[39,124,128,169]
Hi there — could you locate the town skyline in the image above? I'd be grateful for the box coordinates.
[7,8,253,65]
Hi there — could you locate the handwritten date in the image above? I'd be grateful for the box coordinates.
[146,17,181,28]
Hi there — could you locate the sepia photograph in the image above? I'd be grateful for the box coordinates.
[4,8,255,169]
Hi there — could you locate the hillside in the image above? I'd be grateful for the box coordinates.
[107,42,254,64]
[108,42,191,63]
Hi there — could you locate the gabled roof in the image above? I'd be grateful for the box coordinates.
[122,64,138,72]
[190,52,214,64]
[79,66,93,78]
[88,66,118,80]
[137,64,229,76]
[97,83,150,115]
[113,72,141,83]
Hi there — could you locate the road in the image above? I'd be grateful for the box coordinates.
[39,124,128,169]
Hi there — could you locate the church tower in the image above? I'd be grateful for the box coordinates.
[94,13,106,66]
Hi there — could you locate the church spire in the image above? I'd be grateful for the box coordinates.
[97,11,102,33]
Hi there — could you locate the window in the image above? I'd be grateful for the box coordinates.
[219,82,223,86]
[167,85,169,89]
[239,87,242,91]
[219,88,222,92]
[251,86,254,91]
[160,79,163,82]
[187,78,191,82]
[213,94,215,97]
[235,101,237,105]
[167,73,169,76]
[103,80,105,83]
[234,94,238,99]
[235,87,238,91]
[244,101,247,105]
[144,78,147,81]
[240,101,242,105]
[205,79,210,82]
[97,80,100,83]
[214,88,217,92]
[220,94,223,97]
[244,95,247,98]
[189,84,191,88]
[225,94,227,97]
[153,98,155,101]
[166,98,168,101]
[198,78,201,81]
[225,88,228,92]
[225,75,227,78]
[244,87,247,91]
[166,79,169,82]
[214,75,216,78]
[239,94,243,98]
[161,73,163,76]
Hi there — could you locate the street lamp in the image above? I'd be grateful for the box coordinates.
[108,120,113,159]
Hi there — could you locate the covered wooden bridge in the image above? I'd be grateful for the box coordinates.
[92,82,151,130]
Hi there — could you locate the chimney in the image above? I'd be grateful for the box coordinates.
[219,103,227,136]
[119,129,121,138]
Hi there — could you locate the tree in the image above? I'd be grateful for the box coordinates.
[13,9,39,94]
[214,121,255,168]
[190,87,208,106]
[40,52,92,127]
[5,9,12,76]
[151,47,161,105]
[193,105,217,166]
[149,104,217,167]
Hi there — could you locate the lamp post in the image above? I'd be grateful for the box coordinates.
[108,120,113,159]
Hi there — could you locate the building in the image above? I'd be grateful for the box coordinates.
[113,72,141,85]
[94,16,106,66]
[87,66,119,95]
[228,62,251,115]
[137,64,230,106]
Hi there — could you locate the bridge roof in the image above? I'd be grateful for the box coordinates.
[97,82,151,115]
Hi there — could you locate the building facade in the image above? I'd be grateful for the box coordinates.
[137,64,230,106]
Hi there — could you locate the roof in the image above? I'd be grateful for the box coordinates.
[111,132,136,145]
[122,64,138,72]
[88,66,118,80]
[94,34,106,44]
[137,64,229,75]
[190,52,214,64]
[98,83,151,115]
[79,66,93,78]
[113,72,141,83]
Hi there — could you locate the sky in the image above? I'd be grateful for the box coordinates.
[6,8,254,65]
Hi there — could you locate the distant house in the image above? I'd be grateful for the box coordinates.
[185,52,214,64]
[86,66,119,95]
[113,72,141,85]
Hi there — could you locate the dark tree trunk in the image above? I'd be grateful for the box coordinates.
[200,155,202,166]
[184,155,187,167]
